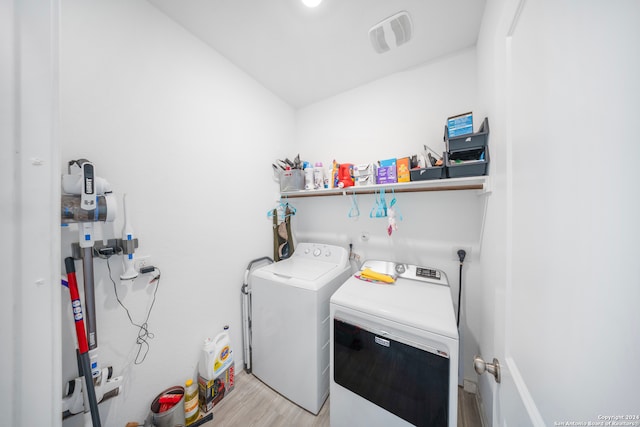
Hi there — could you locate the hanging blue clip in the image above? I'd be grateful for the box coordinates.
[348,189,360,218]
[267,197,297,220]
[370,188,388,218]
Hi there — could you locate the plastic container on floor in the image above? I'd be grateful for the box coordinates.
[198,326,234,381]
[184,379,200,425]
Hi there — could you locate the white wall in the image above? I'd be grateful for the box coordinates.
[1,1,62,426]
[294,48,484,386]
[296,48,478,164]
[60,1,294,425]
[476,0,640,424]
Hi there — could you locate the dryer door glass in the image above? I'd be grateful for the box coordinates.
[333,318,449,427]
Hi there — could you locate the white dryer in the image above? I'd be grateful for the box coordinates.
[330,260,459,427]
[250,242,352,414]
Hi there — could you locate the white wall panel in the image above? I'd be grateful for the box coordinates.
[60,1,295,425]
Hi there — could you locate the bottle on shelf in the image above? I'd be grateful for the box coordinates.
[313,162,323,189]
[304,162,314,190]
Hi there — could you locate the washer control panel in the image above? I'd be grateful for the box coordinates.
[295,242,348,265]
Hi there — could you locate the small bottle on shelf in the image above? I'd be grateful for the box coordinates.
[304,162,314,190]
[184,378,200,425]
[313,162,324,189]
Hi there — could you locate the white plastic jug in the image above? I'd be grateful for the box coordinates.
[212,330,233,377]
[198,329,233,381]
[198,338,216,381]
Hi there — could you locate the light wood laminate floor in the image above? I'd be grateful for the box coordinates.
[200,370,483,427]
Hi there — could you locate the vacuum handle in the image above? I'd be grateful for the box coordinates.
[65,256,76,274]
[64,256,102,427]
[64,257,88,354]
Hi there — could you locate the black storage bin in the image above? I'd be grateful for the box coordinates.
[445,117,489,153]
[410,165,446,181]
[410,152,446,181]
[445,146,489,178]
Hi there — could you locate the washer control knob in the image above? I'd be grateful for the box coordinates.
[304,248,310,254]
[395,264,406,275]
[313,248,321,257]
[325,250,332,257]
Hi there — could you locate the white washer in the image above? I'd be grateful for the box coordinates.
[330,260,459,427]
[250,242,352,414]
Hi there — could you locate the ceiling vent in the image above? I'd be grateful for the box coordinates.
[369,11,413,54]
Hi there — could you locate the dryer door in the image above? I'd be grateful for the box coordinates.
[333,317,450,427]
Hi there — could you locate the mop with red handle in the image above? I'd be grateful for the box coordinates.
[65,256,102,427]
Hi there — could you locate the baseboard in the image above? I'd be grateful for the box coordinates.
[463,379,477,394]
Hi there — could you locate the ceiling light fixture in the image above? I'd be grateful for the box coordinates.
[301,0,322,8]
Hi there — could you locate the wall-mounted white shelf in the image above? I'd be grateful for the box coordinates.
[280,176,489,198]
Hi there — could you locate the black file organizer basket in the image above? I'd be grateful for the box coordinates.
[445,146,490,178]
[445,117,489,153]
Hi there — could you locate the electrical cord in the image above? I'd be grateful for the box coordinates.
[106,256,160,364]
[457,249,466,328]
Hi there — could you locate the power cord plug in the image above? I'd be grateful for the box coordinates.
[457,249,466,264]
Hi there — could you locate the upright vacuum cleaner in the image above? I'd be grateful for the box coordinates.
[61,159,132,426]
